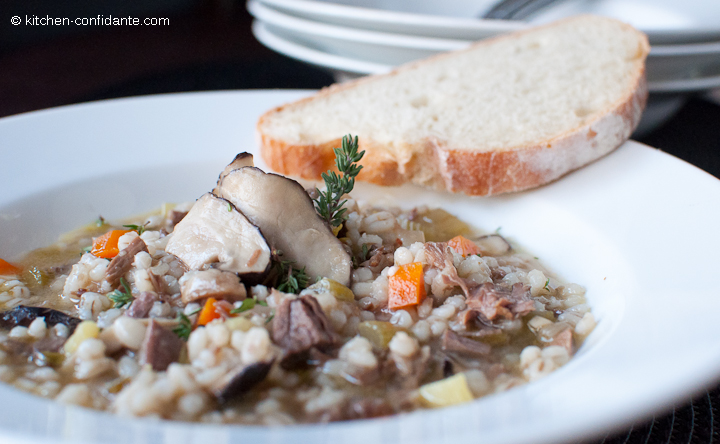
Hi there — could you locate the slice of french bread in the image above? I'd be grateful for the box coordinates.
[257,15,649,196]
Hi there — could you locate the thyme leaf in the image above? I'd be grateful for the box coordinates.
[108,277,134,308]
[313,135,365,227]
[122,223,149,235]
[230,298,256,314]
[274,260,310,294]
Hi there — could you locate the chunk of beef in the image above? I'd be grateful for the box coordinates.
[442,330,491,357]
[549,328,575,356]
[362,245,395,274]
[214,361,273,404]
[0,306,81,333]
[464,282,535,322]
[105,237,148,286]
[138,320,184,371]
[383,345,431,390]
[126,292,160,318]
[423,242,469,297]
[272,295,335,367]
[169,210,188,228]
[33,334,67,353]
[147,271,169,297]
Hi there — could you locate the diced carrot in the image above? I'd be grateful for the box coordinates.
[91,230,131,259]
[388,262,426,310]
[196,298,235,326]
[448,235,481,257]
[0,258,21,276]
[197,298,220,326]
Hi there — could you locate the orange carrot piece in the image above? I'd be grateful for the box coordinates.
[388,262,426,310]
[197,298,220,326]
[448,235,481,257]
[0,258,21,275]
[91,230,131,259]
[196,298,235,326]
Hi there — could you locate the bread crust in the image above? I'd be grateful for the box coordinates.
[257,16,650,196]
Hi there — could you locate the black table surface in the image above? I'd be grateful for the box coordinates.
[2,3,720,443]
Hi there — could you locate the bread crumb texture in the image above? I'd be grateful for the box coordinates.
[258,15,649,196]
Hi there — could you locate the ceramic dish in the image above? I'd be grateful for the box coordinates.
[1,90,720,444]
[253,0,524,41]
[254,0,720,44]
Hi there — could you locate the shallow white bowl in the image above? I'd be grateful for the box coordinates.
[1,91,720,444]
[255,0,720,44]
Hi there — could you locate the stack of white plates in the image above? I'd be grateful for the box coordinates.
[248,0,720,135]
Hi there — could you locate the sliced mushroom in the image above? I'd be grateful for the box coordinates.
[179,269,247,304]
[0,306,82,333]
[213,153,254,194]
[213,360,273,404]
[217,167,352,286]
[474,234,512,256]
[166,193,271,281]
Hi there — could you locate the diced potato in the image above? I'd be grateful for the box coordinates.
[63,321,100,355]
[357,321,402,349]
[307,278,355,302]
[224,317,254,332]
[419,373,474,408]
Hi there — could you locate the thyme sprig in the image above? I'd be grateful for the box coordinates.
[274,260,310,294]
[173,308,200,341]
[123,223,149,235]
[230,296,268,314]
[108,277,134,308]
[313,135,365,228]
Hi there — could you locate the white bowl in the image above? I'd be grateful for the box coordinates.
[1,90,720,444]
[255,0,720,44]
[254,0,525,41]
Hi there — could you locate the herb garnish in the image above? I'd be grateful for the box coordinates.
[96,216,106,227]
[352,243,372,268]
[123,223,149,235]
[274,260,310,294]
[544,278,550,290]
[229,296,268,314]
[108,277,134,308]
[172,308,200,341]
[313,135,365,228]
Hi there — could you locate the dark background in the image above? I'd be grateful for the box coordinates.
[1,1,720,442]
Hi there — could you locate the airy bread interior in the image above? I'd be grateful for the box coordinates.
[259,16,647,153]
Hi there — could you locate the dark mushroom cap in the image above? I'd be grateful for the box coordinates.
[217,167,352,286]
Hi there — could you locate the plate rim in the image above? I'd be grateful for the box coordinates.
[1,89,720,444]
